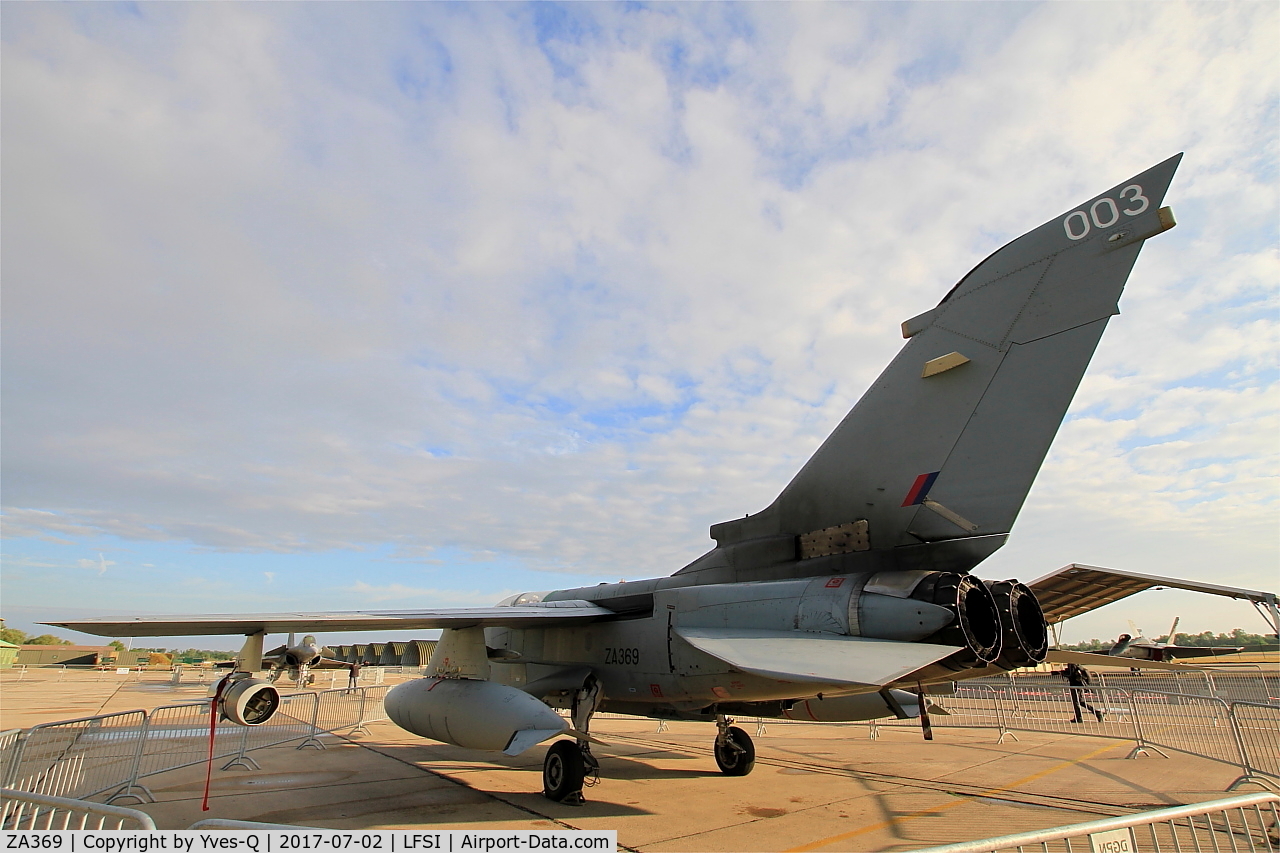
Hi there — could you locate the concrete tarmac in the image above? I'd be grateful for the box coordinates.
[0,671,1251,851]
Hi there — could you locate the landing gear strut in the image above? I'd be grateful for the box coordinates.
[713,715,755,776]
[542,676,602,804]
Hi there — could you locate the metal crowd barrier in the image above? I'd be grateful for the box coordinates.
[1207,667,1280,705]
[0,686,390,807]
[1231,701,1280,791]
[1,787,156,829]
[0,731,22,780]
[977,668,1280,706]
[747,683,1280,792]
[902,791,1280,853]
[3,710,150,801]
[1128,690,1237,764]
[1,788,322,830]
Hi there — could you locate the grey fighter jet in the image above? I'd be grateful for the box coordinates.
[1106,627,1244,663]
[214,633,353,686]
[50,154,1185,804]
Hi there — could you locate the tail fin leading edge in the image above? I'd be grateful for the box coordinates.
[706,154,1182,569]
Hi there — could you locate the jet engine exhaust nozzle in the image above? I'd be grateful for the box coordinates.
[912,572,1002,669]
[984,580,1049,670]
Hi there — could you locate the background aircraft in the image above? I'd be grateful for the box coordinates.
[215,634,354,686]
[52,154,1186,804]
[1106,620,1244,663]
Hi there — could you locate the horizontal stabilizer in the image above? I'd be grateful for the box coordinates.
[1045,649,1199,672]
[675,627,961,686]
[46,601,616,638]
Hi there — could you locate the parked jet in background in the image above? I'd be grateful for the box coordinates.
[215,633,353,685]
[1107,620,1244,663]
[262,634,353,685]
[52,154,1186,804]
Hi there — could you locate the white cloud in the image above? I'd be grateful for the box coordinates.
[343,581,509,607]
[2,3,1276,625]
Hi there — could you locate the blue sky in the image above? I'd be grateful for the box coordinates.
[2,2,1277,651]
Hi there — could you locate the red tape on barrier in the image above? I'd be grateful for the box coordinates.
[203,676,231,811]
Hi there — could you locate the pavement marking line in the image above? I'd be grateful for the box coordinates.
[783,740,1125,852]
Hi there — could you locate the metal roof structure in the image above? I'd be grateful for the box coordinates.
[1027,563,1279,634]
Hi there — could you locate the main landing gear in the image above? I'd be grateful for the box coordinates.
[543,676,602,805]
[541,705,758,804]
[542,740,586,803]
[713,715,755,776]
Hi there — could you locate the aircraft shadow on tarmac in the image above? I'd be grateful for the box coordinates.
[377,741,720,783]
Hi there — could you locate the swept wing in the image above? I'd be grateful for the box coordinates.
[46,601,616,637]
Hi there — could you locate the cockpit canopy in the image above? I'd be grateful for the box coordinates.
[496,591,549,606]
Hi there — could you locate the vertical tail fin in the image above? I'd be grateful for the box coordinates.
[700,155,1182,577]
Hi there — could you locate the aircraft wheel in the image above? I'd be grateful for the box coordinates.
[542,740,585,802]
[714,726,755,776]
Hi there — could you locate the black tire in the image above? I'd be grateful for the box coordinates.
[713,726,755,776]
[542,740,585,802]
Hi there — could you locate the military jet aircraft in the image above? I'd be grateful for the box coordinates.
[1106,622,1244,663]
[50,154,1185,804]
[214,633,354,686]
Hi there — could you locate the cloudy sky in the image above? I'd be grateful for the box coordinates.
[3,2,1276,650]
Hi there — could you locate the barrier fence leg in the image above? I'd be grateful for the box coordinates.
[222,723,261,771]
[350,688,371,737]
[1225,703,1280,793]
[1125,693,1169,760]
[993,687,1018,744]
[4,735,29,789]
[105,713,156,804]
[297,692,325,750]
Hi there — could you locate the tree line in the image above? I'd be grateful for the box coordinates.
[2,627,236,660]
[1063,628,1276,651]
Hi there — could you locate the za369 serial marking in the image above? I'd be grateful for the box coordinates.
[604,647,640,665]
